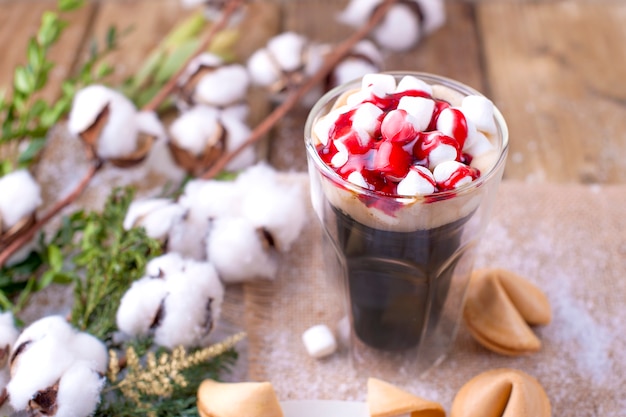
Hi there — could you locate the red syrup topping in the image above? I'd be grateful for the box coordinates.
[315,88,483,212]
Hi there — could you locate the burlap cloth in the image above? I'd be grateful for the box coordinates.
[244,175,626,416]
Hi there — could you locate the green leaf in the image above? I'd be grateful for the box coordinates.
[0,160,13,177]
[17,137,47,166]
[96,62,114,79]
[155,38,199,84]
[106,26,117,49]
[14,66,35,95]
[37,12,62,47]
[58,0,84,12]
[47,244,64,271]
[27,39,44,72]
[38,270,56,291]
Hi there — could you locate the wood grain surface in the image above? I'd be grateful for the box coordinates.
[1,0,625,183]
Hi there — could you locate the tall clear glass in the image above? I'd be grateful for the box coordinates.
[304,72,509,374]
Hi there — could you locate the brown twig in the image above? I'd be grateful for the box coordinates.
[0,162,100,268]
[142,0,244,112]
[201,0,399,180]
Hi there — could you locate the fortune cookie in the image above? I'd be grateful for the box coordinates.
[197,379,283,417]
[367,377,445,417]
[450,368,551,417]
[464,268,551,355]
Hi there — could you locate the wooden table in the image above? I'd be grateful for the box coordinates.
[2,0,626,184]
[2,1,626,414]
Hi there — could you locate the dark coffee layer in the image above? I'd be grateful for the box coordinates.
[333,207,471,351]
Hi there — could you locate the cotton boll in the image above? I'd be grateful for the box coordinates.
[372,4,421,51]
[167,216,210,261]
[179,179,240,224]
[154,261,224,348]
[116,277,168,337]
[330,41,383,89]
[336,0,381,27]
[136,110,166,139]
[195,64,250,108]
[68,85,139,160]
[247,49,279,88]
[169,106,221,156]
[206,217,277,283]
[0,170,42,231]
[267,32,307,73]
[145,252,185,278]
[233,162,278,190]
[55,362,105,417]
[240,180,306,252]
[70,333,108,375]
[0,312,18,354]
[12,316,74,354]
[0,368,13,415]
[416,0,446,35]
[220,113,256,170]
[8,336,75,410]
[124,198,185,241]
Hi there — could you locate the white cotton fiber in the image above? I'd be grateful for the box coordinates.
[0,312,18,349]
[145,252,185,278]
[239,178,306,252]
[136,110,166,139]
[247,49,278,87]
[154,261,224,349]
[267,32,307,73]
[116,278,168,337]
[68,85,139,159]
[12,315,73,351]
[206,217,277,283]
[169,106,221,156]
[167,216,210,261]
[195,64,250,107]
[220,113,256,170]
[179,179,240,224]
[55,361,104,417]
[70,332,108,374]
[0,170,42,231]
[373,4,421,52]
[336,0,381,27]
[8,337,75,409]
[124,198,185,241]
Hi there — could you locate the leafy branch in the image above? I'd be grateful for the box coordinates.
[0,0,118,171]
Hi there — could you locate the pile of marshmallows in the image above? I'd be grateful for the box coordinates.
[313,73,498,197]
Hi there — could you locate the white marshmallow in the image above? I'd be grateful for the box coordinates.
[302,324,337,359]
[396,75,433,96]
[347,171,368,189]
[436,107,467,141]
[464,129,495,157]
[397,96,435,132]
[461,95,497,134]
[433,160,474,188]
[331,140,349,168]
[361,73,396,99]
[397,165,436,196]
[427,143,458,170]
[352,102,384,137]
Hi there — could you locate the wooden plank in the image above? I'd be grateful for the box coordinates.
[85,0,191,87]
[477,0,626,183]
[0,0,95,102]
[269,0,482,171]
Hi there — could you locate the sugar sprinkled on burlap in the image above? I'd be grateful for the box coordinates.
[245,176,626,416]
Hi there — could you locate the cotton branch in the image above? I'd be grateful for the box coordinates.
[0,0,245,269]
[200,0,399,180]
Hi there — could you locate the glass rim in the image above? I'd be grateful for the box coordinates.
[304,71,509,201]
